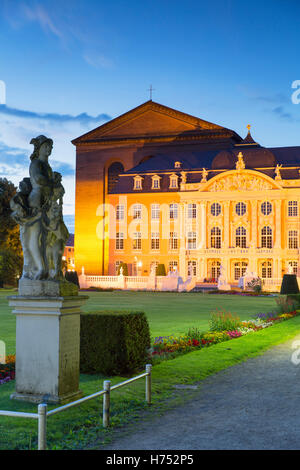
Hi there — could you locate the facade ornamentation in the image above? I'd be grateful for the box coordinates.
[208,173,273,192]
[236,152,245,171]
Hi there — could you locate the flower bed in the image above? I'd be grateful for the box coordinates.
[150,310,299,361]
[0,355,15,386]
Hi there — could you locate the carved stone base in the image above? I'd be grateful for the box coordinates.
[18,278,78,297]
[7,295,88,405]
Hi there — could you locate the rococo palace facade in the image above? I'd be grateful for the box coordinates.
[72,100,300,290]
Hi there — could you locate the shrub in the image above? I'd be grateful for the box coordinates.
[280,274,299,295]
[65,270,80,287]
[156,264,166,276]
[209,309,242,332]
[80,310,151,375]
[247,277,262,293]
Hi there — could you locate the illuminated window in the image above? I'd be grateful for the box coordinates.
[236,226,247,248]
[169,260,178,272]
[116,204,124,220]
[169,203,178,219]
[151,232,160,250]
[187,231,197,249]
[169,232,178,250]
[187,260,197,277]
[210,260,221,280]
[261,226,272,248]
[236,202,246,216]
[151,204,160,219]
[187,203,197,219]
[288,261,298,275]
[211,203,221,216]
[169,174,178,188]
[133,232,141,250]
[211,227,221,249]
[174,161,181,169]
[133,204,142,219]
[261,261,272,278]
[133,176,143,190]
[116,232,124,250]
[261,201,272,215]
[151,175,161,189]
[288,230,298,249]
[288,201,298,217]
[234,261,248,281]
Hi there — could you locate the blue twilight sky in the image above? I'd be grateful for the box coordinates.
[0,0,300,228]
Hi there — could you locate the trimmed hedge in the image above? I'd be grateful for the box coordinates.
[280,274,299,295]
[80,310,151,375]
[156,264,166,276]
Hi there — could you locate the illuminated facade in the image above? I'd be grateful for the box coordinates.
[73,101,300,288]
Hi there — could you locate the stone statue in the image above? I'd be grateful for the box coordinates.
[217,264,231,291]
[201,168,208,183]
[275,164,282,180]
[10,135,71,292]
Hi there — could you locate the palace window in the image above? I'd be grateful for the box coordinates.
[235,226,247,248]
[115,261,123,274]
[169,174,179,189]
[169,260,178,272]
[116,232,124,250]
[210,260,221,280]
[187,231,197,250]
[234,261,248,281]
[187,203,197,219]
[211,203,221,217]
[288,230,298,249]
[169,203,178,219]
[211,227,221,249]
[151,175,161,189]
[151,232,160,250]
[187,260,197,277]
[151,204,160,219]
[261,261,272,279]
[169,232,178,250]
[116,204,124,221]
[261,226,273,248]
[288,261,298,275]
[133,176,143,190]
[261,201,272,215]
[236,202,246,216]
[133,204,142,219]
[174,161,181,169]
[133,232,142,250]
[288,201,298,217]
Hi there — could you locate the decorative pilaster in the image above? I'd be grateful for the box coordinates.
[224,201,230,248]
[199,201,207,249]
[274,200,282,248]
[251,200,257,248]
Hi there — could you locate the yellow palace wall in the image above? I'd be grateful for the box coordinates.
[107,169,300,285]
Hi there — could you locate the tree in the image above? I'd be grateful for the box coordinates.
[0,179,23,286]
[156,264,166,276]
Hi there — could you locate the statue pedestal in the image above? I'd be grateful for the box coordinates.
[8,294,88,404]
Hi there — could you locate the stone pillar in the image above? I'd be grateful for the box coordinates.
[199,201,207,249]
[8,290,88,404]
[274,200,282,248]
[251,200,257,248]
[224,201,230,248]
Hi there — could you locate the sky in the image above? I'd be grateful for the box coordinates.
[1,0,300,231]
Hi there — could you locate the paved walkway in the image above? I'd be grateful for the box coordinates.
[102,334,300,450]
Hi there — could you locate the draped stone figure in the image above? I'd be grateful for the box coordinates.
[10,135,72,293]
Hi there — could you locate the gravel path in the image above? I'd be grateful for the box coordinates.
[102,334,300,450]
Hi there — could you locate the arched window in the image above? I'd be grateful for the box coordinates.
[261,201,272,215]
[209,260,221,280]
[236,202,246,216]
[261,261,272,278]
[234,261,248,280]
[108,162,124,193]
[261,226,272,248]
[187,260,197,277]
[236,226,247,248]
[211,227,221,249]
[211,203,221,216]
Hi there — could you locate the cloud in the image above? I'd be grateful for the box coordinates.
[21,3,63,40]
[271,106,294,121]
[0,104,111,214]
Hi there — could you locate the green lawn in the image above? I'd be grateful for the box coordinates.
[0,289,277,354]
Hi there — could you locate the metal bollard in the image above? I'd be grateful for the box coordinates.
[145,364,152,405]
[103,380,111,428]
[38,403,47,450]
